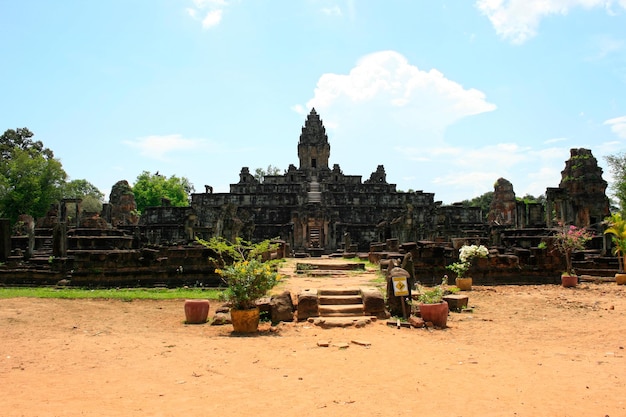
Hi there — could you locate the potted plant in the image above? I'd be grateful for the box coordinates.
[447,244,488,290]
[217,257,279,332]
[553,223,593,287]
[416,276,449,328]
[604,213,626,285]
[199,237,280,332]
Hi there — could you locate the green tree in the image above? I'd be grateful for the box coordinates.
[460,191,494,220]
[132,171,194,214]
[605,152,626,212]
[0,147,67,223]
[0,127,53,159]
[61,179,105,213]
[254,165,282,182]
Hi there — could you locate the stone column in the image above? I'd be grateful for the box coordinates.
[53,222,67,258]
[0,219,10,261]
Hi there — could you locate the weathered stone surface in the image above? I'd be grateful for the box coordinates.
[443,294,469,311]
[108,180,139,227]
[297,288,319,321]
[488,178,516,226]
[270,290,295,322]
[361,287,386,317]
[408,315,425,328]
[211,311,231,325]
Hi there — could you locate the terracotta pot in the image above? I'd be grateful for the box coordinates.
[455,277,473,291]
[561,274,578,288]
[231,307,260,333]
[419,301,449,328]
[616,273,626,285]
[184,299,210,324]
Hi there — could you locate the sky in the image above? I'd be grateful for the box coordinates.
[1,0,626,205]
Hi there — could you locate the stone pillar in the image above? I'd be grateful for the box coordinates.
[53,222,67,258]
[26,226,34,260]
[0,219,10,261]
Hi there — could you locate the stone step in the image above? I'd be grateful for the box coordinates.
[319,294,363,305]
[318,304,364,317]
[318,287,361,296]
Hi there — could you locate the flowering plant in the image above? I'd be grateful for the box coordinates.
[216,258,279,310]
[447,244,488,278]
[554,224,593,276]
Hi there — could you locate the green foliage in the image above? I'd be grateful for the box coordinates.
[460,191,493,221]
[132,171,194,214]
[416,276,448,304]
[0,287,223,300]
[604,213,626,272]
[197,237,281,309]
[196,236,280,267]
[554,224,593,275]
[0,127,53,159]
[446,261,470,278]
[254,165,282,182]
[62,179,104,200]
[605,152,626,212]
[216,258,279,309]
[0,147,67,223]
[518,194,546,205]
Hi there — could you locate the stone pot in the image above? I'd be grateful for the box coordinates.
[184,299,210,324]
[561,274,578,288]
[418,301,449,328]
[455,277,473,291]
[615,273,626,285]
[230,307,260,333]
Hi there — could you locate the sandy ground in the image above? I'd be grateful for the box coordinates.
[1,259,625,417]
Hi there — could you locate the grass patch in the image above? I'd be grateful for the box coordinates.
[0,287,224,301]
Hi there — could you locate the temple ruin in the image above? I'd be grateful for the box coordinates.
[0,109,618,286]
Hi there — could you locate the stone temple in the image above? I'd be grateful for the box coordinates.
[191,108,439,254]
[0,109,617,287]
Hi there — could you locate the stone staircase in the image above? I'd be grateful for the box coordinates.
[307,178,322,203]
[318,288,365,317]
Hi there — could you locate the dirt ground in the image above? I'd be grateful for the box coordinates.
[2,259,625,417]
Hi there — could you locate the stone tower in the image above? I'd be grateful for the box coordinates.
[547,148,610,228]
[297,108,330,173]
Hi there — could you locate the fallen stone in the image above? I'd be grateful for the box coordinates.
[211,312,231,325]
[408,316,425,328]
[351,340,371,347]
[317,341,331,347]
[270,290,295,322]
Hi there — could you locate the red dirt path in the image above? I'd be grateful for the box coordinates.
[2,260,625,417]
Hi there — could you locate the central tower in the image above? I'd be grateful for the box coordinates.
[297,108,330,172]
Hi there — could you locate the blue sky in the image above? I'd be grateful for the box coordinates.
[1,0,625,205]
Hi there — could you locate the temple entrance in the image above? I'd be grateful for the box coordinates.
[307,219,325,256]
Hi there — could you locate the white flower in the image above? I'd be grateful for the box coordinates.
[459,244,488,263]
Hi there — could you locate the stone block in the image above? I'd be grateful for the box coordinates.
[297,288,319,321]
[443,294,469,311]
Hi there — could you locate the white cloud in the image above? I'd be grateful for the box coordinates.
[321,6,342,16]
[123,134,213,160]
[186,0,228,29]
[476,0,626,44]
[605,115,626,138]
[202,9,223,28]
[303,50,496,137]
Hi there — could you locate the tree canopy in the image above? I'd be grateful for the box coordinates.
[132,171,194,214]
[254,165,282,182]
[605,152,626,213]
[0,128,104,223]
